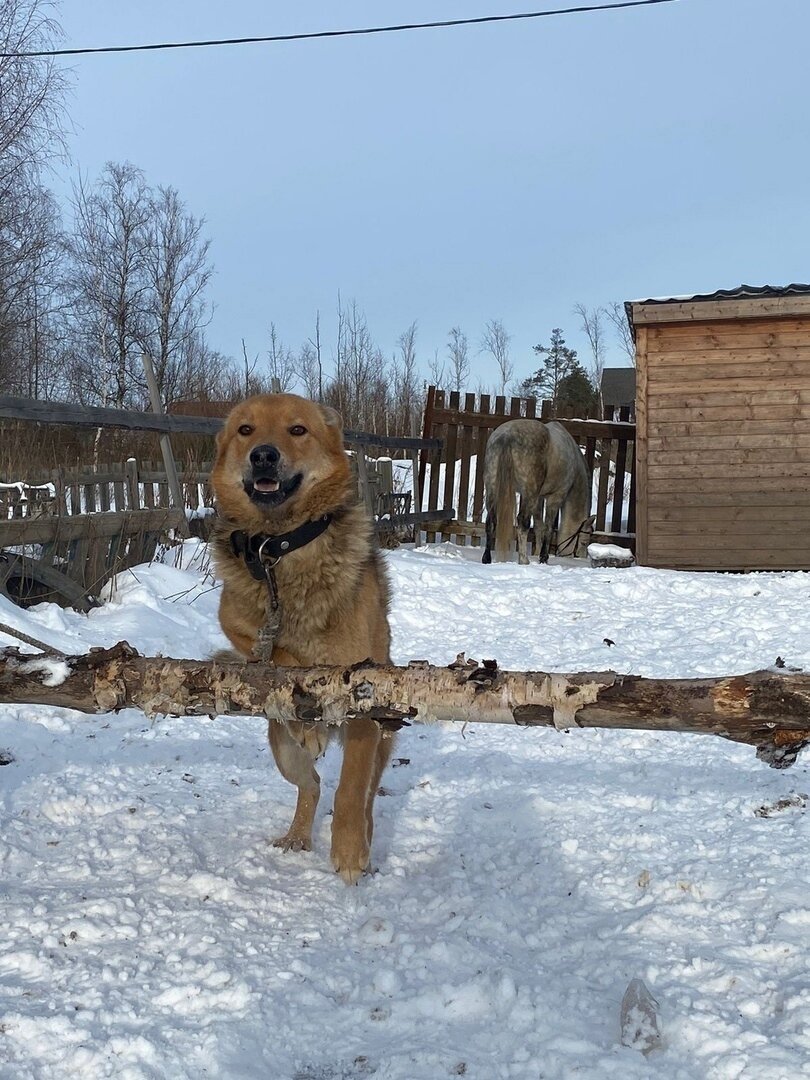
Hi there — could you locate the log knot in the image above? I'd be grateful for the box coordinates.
[546,675,603,731]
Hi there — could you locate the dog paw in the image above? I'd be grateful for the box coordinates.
[330,834,370,885]
[272,832,312,853]
[333,860,368,886]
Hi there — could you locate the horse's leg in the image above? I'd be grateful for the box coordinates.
[482,500,495,564]
[539,494,564,563]
[516,495,531,565]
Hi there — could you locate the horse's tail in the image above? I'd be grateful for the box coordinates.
[494,444,516,562]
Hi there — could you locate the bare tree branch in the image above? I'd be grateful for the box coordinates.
[573,302,607,390]
[446,325,470,392]
[480,318,512,395]
[605,300,636,366]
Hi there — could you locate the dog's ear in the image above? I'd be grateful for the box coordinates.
[319,405,343,431]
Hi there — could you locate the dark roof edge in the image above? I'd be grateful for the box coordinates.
[623,284,810,340]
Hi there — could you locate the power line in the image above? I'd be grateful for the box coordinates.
[2,1,681,59]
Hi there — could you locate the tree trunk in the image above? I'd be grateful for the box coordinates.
[2,644,808,769]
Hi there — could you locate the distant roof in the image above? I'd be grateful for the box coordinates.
[168,399,231,417]
[600,367,636,407]
[625,283,810,338]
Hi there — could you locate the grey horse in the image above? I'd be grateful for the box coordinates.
[482,419,594,565]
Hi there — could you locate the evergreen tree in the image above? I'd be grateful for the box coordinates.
[518,328,577,408]
[556,361,599,416]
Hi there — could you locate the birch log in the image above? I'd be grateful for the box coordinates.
[1,643,809,768]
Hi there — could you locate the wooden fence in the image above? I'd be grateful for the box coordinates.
[0,395,445,610]
[417,387,636,552]
[1,461,204,518]
[1,457,395,519]
[0,394,454,535]
[0,509,186,611]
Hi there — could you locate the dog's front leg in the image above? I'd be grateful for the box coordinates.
[266,645,327,853]
[268,719,323,851]
[331,718,389,885]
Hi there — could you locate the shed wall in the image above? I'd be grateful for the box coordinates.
[637,316,810,570]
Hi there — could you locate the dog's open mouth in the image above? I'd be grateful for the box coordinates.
[243,472,303,507]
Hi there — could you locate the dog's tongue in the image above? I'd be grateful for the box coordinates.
[254,478,280,493]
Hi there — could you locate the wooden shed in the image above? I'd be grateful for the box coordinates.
[627,284,810,571]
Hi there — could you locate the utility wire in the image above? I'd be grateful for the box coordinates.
[2,1,681,59]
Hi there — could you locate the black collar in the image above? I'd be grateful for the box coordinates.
[229,514,332,581]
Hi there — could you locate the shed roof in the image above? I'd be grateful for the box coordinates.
[600,367,636,407]
[625,283,810,338]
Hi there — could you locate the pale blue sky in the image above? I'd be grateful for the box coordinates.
[53,0,810,386]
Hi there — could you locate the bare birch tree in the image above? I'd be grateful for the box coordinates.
[446,325,470,392]
[324,298,387,431]
[427,348,446,390]
[479,318,512,394]
[232,338,263,397]
[605,300,636,366]
[65,162,151,410]
[0,185,64,395]
[305,310,323,400]
[391,320,422,434]
[297,341,321,400]
[266,322,298,392]
[0,0,68,392]
[139,185,213,407]
[573,302,607,391]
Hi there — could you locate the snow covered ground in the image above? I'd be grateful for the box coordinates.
[1,541,809,1079]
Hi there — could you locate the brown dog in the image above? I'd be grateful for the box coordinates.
[211,393,393,884]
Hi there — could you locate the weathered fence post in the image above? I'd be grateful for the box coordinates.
[141,354,189,537]
[125,458,140,511]
[354,445,375,519]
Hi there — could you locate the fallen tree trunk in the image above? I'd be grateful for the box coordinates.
[1,643,808,769]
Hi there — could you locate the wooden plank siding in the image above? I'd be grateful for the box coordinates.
[630,296,810,327]
[634,311,810,571]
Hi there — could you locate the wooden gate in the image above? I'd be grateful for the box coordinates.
[417,387,636,553]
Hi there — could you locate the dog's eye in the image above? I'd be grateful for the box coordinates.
[289,425,307,436]
[238,424,254,436]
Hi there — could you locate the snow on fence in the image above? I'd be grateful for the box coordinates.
[2,457,408,533]
[1,460,212,519]
[0,481,58,519]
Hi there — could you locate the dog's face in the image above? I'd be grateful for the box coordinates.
[212,394,351,526]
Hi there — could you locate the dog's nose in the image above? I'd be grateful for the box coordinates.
[249,444,280,470]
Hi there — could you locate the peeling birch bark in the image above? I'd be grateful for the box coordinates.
[1,643,809,768]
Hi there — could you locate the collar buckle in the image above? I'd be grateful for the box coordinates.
[256,536,281,570]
